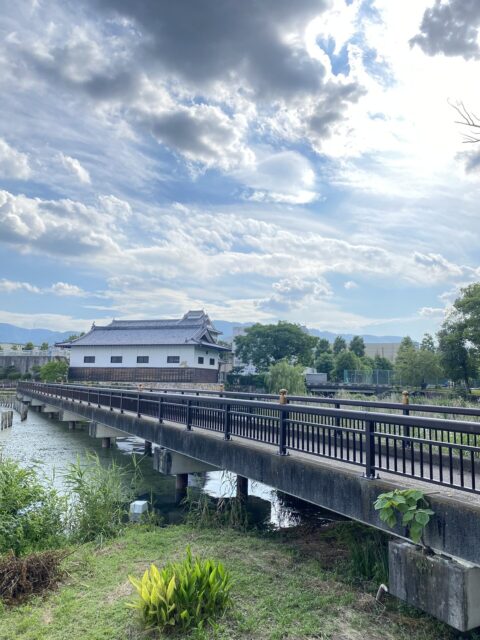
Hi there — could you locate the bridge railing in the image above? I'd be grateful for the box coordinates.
[135,386,480,422]
[18,382,480,494]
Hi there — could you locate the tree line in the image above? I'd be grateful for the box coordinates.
[233,283,480,392]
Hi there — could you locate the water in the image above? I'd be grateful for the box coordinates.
[0,409,336,528]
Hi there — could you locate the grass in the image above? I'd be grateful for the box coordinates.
[0,523,469,640]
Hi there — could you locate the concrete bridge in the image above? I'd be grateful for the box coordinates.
[16,381,480,632]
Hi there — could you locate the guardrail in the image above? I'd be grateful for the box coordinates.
[18,382,480,494]
[140,387,480,422]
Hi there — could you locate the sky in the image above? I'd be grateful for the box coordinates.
[0,0,479,339]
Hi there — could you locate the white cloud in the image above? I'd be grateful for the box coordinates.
[60,153,91,184]
[344,280,358,290]
[0,138,30,179]
[50,282,87,297]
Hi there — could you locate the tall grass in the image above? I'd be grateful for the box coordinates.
[335,522,389,585]
[64,452,142,543]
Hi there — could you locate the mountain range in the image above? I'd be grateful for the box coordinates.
[0,321,403,346]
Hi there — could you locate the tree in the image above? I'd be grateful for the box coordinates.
[234,322,316,372]
[332,336,347,356]
[332,350,361,382]
[420,333,436,353]
[40,342,49,351]
[265,360,306,395]
[349,336,365,357]
[39,360,68,382]
[438,322,477,391]
[373,355,394,371]
[395,336,443,387]
[315,338,331,355]
[453,283,480,352]
[314,352,335,378]
[11,345,18,351]
[23,342,34,351]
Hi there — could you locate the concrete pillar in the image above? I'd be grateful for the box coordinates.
[236,475,249,502]
[175,473,188,503]
[102,437,112,449]
[68,421,76,431]
[144,440,153,456]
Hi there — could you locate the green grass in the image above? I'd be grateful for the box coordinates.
[0,523,467,640]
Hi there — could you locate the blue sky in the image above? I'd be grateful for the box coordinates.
[0,0,479,338]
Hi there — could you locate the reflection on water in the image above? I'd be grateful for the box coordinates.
[0,409,338,529]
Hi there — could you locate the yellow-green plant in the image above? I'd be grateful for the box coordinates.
[128,547,232,631]
[373,489,434,544]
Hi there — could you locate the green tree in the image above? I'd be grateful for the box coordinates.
[420,333,436,353]
[453,283,480,351]
[332,350,361,382]
[234,322,316,372]
[40,342,49,351]
[314,352,335,378]
[373,355,394,371]
[315,338,331,355]
[349,335,365,357]
[39,360,68,382]
[265,360,306,395]
[438,322,477,391]
[394,337,417,386]
[333,336,347,356]
[23,342,34,351]
[395,337,443,387]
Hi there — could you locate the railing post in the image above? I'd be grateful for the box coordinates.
[335,402,340,427]
[364,419,376,479]
[137,393,140,418]
[279,389,287,405]
[120,392,124,414]
[186,399,192,430]
[109,391,113,411]
[158,396,163,423]
[402,390,410,445]
[223,403,231,440]
[278,406,288,455]
[87,388,91,406]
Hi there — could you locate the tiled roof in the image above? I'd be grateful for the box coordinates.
[56,310,228,349]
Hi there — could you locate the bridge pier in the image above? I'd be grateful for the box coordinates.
[102,437,112,449]
[144,440,153,456]
[68,421,76,431]
[175,473,188,503]
[236,475,248,502]
[389,540,480,632]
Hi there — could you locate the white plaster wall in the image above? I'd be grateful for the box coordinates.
[70,345,218,369]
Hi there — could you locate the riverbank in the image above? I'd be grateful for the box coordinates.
[0,523,462,640]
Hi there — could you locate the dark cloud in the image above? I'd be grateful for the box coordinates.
[83,0,329,99]
[411,0,480,59]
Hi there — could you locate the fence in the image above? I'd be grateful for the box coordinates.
[18,381,480,495]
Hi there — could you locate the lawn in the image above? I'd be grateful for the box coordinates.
[0,524,466,640]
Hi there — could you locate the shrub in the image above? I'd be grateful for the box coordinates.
[0,459,66,556]
[128,547,232,631]
[65,453,140,543]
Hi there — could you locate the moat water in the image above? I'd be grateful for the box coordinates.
[0,409,334,528]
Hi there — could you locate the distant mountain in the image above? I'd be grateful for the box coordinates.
[0,323,73,346]
[0,319,404,347]
[213,320,403,344]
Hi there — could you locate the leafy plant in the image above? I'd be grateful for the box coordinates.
[128,547,232,631]
[373,489,434,544]
[0,458,66,556]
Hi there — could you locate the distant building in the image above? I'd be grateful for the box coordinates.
[364,342,402,362]
[57,310,230,384]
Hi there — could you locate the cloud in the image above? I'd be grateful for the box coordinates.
[0,190,126,258]
[411,0,480,60]
[145,105,253,171]
[344,280,358,290]
[0,278,87,297]
[60,153,91,184]
[0,309,93,332]
[419,306,445,318]
[237,151,318,204]
[257,276,332,313]
[0,139,31,179]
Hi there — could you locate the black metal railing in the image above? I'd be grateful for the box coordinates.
[17,382,480,494]
[140,387,480,422]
